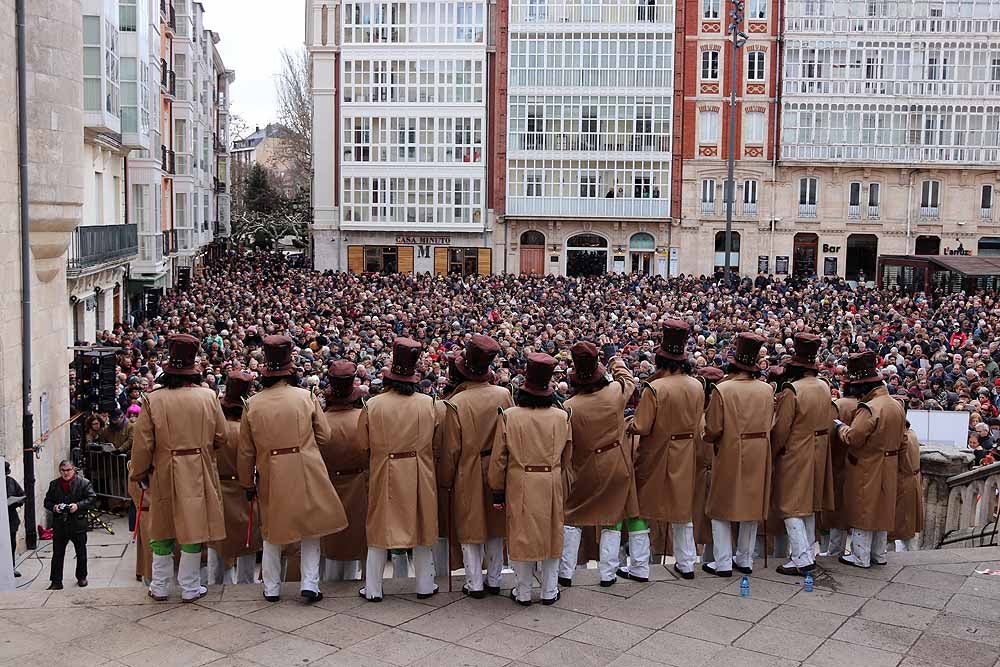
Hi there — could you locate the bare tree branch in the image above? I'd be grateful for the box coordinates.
[275,48,312,184]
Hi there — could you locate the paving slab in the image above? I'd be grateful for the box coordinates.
[805,638,902,667]
[907,632,1000,667]
[732,624,825,661]
[857,598,939,630]
[563,616,655,652]
[830,617,921,653]
[627,630,725,666]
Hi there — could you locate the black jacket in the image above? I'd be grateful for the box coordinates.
[6,475,24,530]
[43,475,96,534]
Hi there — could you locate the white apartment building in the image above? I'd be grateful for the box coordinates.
[778,0,1000,281]
[309,0,494,274]
[502,0,675,276]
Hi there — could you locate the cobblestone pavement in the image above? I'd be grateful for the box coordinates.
[4,546,1000,666]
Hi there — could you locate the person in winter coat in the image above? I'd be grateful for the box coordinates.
[891,417,924,552]
[5,462,25,578]
[488,353,573,606]
[43,461,96,589]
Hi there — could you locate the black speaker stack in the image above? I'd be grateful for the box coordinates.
[143,287,162,320]
[74,349,118,413]
[177,266,192,292]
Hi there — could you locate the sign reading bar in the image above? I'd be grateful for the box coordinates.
[775,256,789,275]
[757,255,769,274]
[396,235,451,245]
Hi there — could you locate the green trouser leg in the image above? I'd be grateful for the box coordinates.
[149,538,202,556]
[604,518,648,532]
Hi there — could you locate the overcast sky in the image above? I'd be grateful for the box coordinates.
[206,0,305,137]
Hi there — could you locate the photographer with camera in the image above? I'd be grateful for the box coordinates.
[43,460,96,589]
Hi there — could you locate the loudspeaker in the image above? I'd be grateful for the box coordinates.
[143,287,162,320]
[177,267,191,292]
[74,349,118,413]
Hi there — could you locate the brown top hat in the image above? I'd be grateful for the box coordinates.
[326,360,362,405]
[656,319,691,362]
[384,337,422,383]
[455,334,500,383]
[521,353,557,397]
[221,370,254,408]
[569,341,605,386]
[697,366,724,383]
[729,332,766,373]
[845,351,881,385]
[262,335,295,377]
[163,334,201,376]
[787,332,821,370]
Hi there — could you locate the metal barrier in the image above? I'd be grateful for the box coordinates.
[82,446,131,502]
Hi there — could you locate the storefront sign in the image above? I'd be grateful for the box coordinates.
[822,244,840,253]
[757,256,769,274]
[775,256,789,275]
[668,247,679,276]
[396,235,451,245]
[823,256,838,276]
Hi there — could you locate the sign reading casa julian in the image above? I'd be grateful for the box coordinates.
[396,235,451,245]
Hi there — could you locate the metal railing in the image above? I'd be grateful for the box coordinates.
[848,204,861,219]
[214,177,226,194]
[920,206,940,220]
[867,205,880,220]
[798,203,818,218]
[160,60,176,96]
[160,146,175,174]
[67,224,139,275]
[162,229,178,256]
[982,207,994,222]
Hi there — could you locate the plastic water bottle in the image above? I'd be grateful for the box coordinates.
[803,573,814,593]
[740,576,750,598]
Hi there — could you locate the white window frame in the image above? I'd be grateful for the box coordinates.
[701,50,720,81]
[699,109,720,143]
[745,111,766,144]
[747,51,766,81]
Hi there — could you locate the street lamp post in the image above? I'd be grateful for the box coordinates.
[723,1,748,283]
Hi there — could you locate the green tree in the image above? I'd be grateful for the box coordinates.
[243,163,281,214]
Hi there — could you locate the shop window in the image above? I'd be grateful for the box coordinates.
[365,246,398,273]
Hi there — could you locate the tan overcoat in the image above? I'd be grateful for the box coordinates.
[564,359,639,526]
[130,386,227,544]
[360,390,439,549]
[127,463,152,581]
[633,372,705,523]
[237,383,349,545]
[439,382,514,544]
[771,376,836,518]
[891,428,924,541]
[319,406,369,561]
[692,414,713,544]
[839,386,904,532]
[704,376,774,522]
[212,419,263,558]
[488,406,573,561]
[819,397,859,531]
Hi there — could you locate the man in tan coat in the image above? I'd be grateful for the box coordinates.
[319,361,368,581]
[489,353,573,606]
[835,351,904,569]
[359,338,440,602]
[560,342,638,586]
[208,371,261,585]
[891,418,923,552]
[238,336,349,602]
[770,333,836,577]
[703,333,774,577]
[693,367,724,564]
[632,321,704,580]
[130,334,227,602]
[439,335,513,598]
[819,390,860,557]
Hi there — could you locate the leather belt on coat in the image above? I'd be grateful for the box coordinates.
[884,449,900,457]
[525,465,551,473]
[172,448,201,456]
[741,432,767,439]
[333,467,365,477]
[814,429,829,436]
[670,433,694,441]
[480,449,492,457]
[595,441,621,454]
[218,474,238,481]
[270,447,300,456]
[388,451,417,460]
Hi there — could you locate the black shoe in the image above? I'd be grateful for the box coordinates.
[673,564,694,580]
[701,563,732,578]
[541,591,561,606]
[838,555,870,570]
[13,571,21,578]
[416,586,439,600]
[264,594,280,602]
[599,578,616,588]
[616,568,649,583]
[510,589,531,607]
[47,582,63,590]
[872,559,888,566]
[301,590,323,603]
[486,585,500,595]
[462,584,486,599]
[734,565,752,575]
[801,563,817,572]
[776,564,806,577]
[558,576,573,588]
[359,588,382,603]
[77,578,88,588]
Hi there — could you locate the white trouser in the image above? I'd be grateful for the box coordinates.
[826,528,848,557]
[847,529,887,568]
[895,537,919,552]
[178,550,207,600]
[460,537,505,591]
[622,529,651,580]
[513,559,559,602]
[149,553,174,599]
[558,526,583,580]
[711,520,757,571]
[672,523,697,573]
[263,539,321,597]
[364,546,435,600]
[484,536,504,587]
[207,548,257,584]
[323,559,361,581]
[433,538,450,577]
[784,516,815,568]
[598,529,622,582]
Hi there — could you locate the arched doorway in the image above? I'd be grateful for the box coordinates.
[914,235,941,255]
[847,234,878,283]
[793,233,819,278]
[519,230,545,275]
[566,234,609,276]
[714,231,740,272]
[979,237,1000,256]
[629,233,655,275]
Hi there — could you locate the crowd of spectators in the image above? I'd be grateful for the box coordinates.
[74,250,1000,466]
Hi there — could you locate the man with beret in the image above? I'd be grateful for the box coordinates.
[835,351,904,568]
[130,334,228,602]
[238,335,349,602]
[489,353,573,605]
[703,332,774,577]
[359,338,441,601]
[439,335,513,598]
[559,341,638,586]
[770,333,835,576]
[632,321,704,580]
